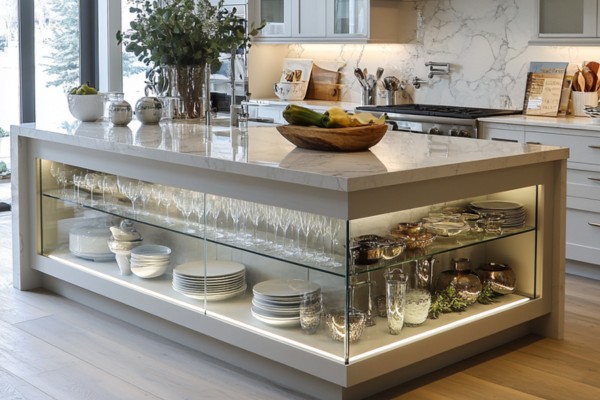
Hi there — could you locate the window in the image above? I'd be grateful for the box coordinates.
[0,0,19,171]
[34,0,81,124]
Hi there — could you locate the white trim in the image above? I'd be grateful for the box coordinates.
[98,0,123,92]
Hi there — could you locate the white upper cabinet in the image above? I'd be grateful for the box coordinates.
[249,0,416,43]
[534,0,600,43]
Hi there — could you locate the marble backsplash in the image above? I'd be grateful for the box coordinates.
[253,0,600,110]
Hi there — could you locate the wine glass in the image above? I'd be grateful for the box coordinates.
[117,176,141,216]
[215,196,231,240]
[249,202,266,249]
[157,185,175,225]
[191,191,206,236]
[100,174,118,210]
[49,162,68,196]
[84,172,101,206]
[174,188,196,232]
[297,211,313,261]
[137,181,153,216]
[72,171,85,204]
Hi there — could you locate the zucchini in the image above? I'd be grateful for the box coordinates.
[282,105,328,127]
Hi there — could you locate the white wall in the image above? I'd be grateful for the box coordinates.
[249,0,600,109]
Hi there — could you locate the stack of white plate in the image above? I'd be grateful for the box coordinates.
[251,279,321,327]
[469,200,526,228]
[172,260,247,301]
[130,244,171,278]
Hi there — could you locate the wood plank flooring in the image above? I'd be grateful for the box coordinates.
[2,209,600,399]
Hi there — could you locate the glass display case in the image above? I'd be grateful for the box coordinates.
[38,159,541,364]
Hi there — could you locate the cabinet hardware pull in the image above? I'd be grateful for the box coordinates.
[588,177,600,182]
[492,138,518,143]
[589,145,600,150]
[526,141,542,145]
[589,222,600,228]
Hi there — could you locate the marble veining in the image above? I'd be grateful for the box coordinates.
[275,0,600,110]
[12,120,567,192]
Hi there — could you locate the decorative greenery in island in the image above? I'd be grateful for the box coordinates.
[116,0,263,119]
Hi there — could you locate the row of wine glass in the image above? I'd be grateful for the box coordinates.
[47,161,346,269]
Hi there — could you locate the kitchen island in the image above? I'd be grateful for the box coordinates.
[11,120,568,400]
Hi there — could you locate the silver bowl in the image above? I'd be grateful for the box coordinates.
[476,263,516,294]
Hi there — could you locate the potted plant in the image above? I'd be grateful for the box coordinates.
[117,0,262,120]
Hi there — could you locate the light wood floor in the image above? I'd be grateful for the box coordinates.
[2,210,600,399]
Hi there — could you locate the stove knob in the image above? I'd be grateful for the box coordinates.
[449,128,459,136]
[428,127,442,135]
[459,130,471,138]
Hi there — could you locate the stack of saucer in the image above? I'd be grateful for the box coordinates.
[469,200,526,228]
[172,260,247,301]
[130,244,171,278]
[251,279,321,327]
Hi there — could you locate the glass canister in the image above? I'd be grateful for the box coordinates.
[434,257,482,305]
[102,92,124,121]
[384,268,406,335]
[404,259,434,327]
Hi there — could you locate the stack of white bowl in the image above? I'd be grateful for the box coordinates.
[107,219,143,275]
[130,244,171,278]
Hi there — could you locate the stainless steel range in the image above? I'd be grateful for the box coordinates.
[355,104,522,138]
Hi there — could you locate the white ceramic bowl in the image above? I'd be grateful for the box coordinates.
[273,81,308,101]
[130,261,169,278]
[67,94,104,122]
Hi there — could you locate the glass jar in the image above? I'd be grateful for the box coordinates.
[434,258,482,305]
[384,268,406,335]
[403,258,434,327]
[102,92,124,121]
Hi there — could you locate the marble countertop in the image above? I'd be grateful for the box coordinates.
[12,119,568,192]
[479,114,600,132]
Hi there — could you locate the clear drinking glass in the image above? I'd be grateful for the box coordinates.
[384,268,406,335]
[299,292,322,334]
[404,260,433,327]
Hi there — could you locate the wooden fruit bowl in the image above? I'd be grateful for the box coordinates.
[276,124,388,152]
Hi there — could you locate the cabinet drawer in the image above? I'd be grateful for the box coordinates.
[567,167,600,200]
[566,198,600,265]
[479,124,525,142]
[526,131,600,165]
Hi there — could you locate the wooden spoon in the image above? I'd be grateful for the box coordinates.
[582,66,596,91]
[572,70,582,91]
[586,61,600,75]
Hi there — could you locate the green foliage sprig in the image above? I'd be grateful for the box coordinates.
[428,286,469,320]
[477,284,501,305]
[116,0,263,70]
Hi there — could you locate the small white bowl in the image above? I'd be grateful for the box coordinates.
[131,262,168,278]
[273,81,308,101]
[67,94,104,122]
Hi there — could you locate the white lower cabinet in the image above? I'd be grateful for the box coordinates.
[481,120,600,276]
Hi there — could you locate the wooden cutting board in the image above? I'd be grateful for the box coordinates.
[306,64,343,100]
[310,64,341,84]
[306,83,343,101]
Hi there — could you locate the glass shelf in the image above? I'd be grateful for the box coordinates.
[42,188,537,278]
